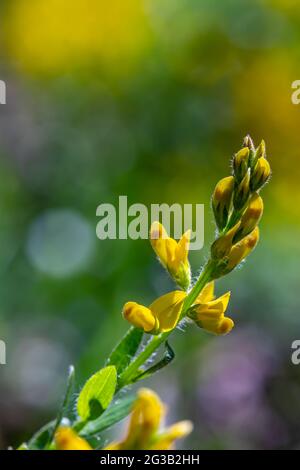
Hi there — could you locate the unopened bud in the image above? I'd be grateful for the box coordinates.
[249,139,266,169]
[233,147,249,182]
[212,176,234,230]
[233,193,263,242]
[243,134,255,151]
[250,157,271,191]
[225,226,259,273]
[211,222,241,260]
[233,169,251,210]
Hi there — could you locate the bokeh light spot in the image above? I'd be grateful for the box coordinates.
[26,209,94,277]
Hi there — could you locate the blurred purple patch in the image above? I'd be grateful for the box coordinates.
[197,327,287,448]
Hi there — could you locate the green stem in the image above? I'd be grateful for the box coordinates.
[117,259,216,389]
[182,259,215,312]
[117,332,170,389]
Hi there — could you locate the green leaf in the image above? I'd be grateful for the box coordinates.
[80,394,136,438]
[106,326,144,375]
[50,365,75,442]
[28,421,55,450]
[77,366,117,421]
[132,341,175,383]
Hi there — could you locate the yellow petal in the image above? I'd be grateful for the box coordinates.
[134,388,165,436]
[176,230,191,265]
[234,193,263,241]
[198,315,234,336]
[149,291,187,332]
[196,291,231,317]
[123,302,157,332]
[217,317,234,335]
[150,222,178,270]
[105,388,165,450]
[103,441,122,450]
[193,291,233,336]
[211,221,241,259]
[150,221,168,240]
[226,226,259,272]
[55,427,92,451]
[150,420,193,450]
[196,281,215,303]
[165,237,179,270]
[150,222,191,289]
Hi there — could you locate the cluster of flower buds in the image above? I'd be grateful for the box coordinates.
[211,135,270,277]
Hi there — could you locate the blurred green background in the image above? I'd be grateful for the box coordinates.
[0,0,300,450]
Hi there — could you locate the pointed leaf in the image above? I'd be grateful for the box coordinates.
[28,421,55,450]
[50,365,75,443]
[132,341,175,383]
[80,394,136,438]
[106,327,144,374]
[77,366,117,421]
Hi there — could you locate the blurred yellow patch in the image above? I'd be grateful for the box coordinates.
[4,0,152,75]
[105,388,193,450]
[55,427,92,450]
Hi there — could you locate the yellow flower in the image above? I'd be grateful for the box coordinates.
[105,388,192,450]
[188,281,234,335]
[123,291,187,333]
[55,427,92,450]
[150,222,191,290]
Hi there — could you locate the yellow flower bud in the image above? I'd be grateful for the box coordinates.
[233,168,251,210]
[212,176,234,230]
[243,134,255,151]
[225,226,260,273]
[233,147,249,182]
[249,139,266,169]
[123,302,157,333]
[233,193,263,242]
[55,427,92,450]
[150,222,191,290]
[211,222,241,260]
[250,157,271,191]
[123,291,187,334]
